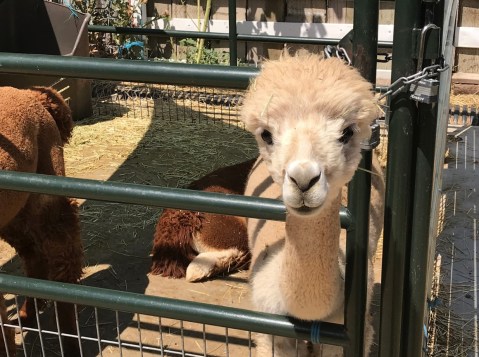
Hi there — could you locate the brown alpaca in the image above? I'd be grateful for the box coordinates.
[150,158,256,282]
[0,86,84,356]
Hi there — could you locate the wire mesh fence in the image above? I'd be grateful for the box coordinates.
[0,273,343,357]
[89,81,246,128]
[0,293,258,357]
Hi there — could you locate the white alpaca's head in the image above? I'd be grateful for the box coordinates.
[241,55,378,216]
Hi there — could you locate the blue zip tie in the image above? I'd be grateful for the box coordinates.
[123,41,145,50]
[66,4,79,19]
[427,297,442,309]
[311,321,321,344]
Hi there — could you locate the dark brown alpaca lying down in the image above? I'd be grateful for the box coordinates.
[150,158,256,282]
[0,86,83,357]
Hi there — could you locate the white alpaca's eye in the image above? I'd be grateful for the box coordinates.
[261,130,273,145]
[339,126,354,144]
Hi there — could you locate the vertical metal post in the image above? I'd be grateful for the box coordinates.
[344,0,379,356]
[378,0,421,356]
[426,0,458,319]
[404,100,437,357]
[228,0,237,66]
[404,2,445,356]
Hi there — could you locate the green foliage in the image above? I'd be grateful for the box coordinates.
[72,0,234,64]
[73,0,139,27]
[179,38,228,65]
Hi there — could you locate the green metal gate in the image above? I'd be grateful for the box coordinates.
[0,0,454,356]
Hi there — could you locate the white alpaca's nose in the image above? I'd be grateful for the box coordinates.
[286,161,322,193]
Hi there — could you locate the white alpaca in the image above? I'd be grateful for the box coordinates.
[241,54,385,356]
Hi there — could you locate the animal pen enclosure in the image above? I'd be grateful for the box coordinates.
[0,0,463,356]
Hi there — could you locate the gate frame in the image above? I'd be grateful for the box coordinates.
[0,0,452,356]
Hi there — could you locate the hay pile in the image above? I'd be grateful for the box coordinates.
[449,94,479,108]
[65,94,257,186]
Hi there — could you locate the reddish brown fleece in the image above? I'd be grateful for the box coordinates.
[0,87,83,357]
[150,158,256,279]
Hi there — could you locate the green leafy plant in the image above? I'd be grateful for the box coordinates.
[179,38,227,65]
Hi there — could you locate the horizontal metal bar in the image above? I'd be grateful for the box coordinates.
[0,170,285,221]
[88,25,393,48]
[0,53,392,91]
[89,25,230,40]
[0,170,352,227]
[0,274,349,346]
[0,52,258,89]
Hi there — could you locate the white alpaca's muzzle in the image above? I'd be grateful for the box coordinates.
[282,160,329,216]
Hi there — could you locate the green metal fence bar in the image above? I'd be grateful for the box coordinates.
[404,2,445,355]
[344,0,379,355]
[228,0,237,66]
[405,92,436,356]
[0,274,349,346]
[87,25,394,48]
[0,52,258,89]
[344,153,373,357]
[0,170,283,221]
[378,0,421,355]
[0,170,352,228]
[0,52,390,94]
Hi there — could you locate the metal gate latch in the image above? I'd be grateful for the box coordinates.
[409,78,439,104]
[409,23,440,104]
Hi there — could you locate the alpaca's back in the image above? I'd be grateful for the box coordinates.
[0,86,79,251]
[0,86,73,228]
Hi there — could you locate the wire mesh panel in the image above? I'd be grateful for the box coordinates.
[430,126,479,357]
[0,296,257,357]
[0,274,347,357]
[89,81,245,126]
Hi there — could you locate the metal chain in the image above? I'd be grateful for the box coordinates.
[324,43,450,133]
[377,53,393,63]
[324,45,352,66]
[377,62,449,101]
[323,45,449,103]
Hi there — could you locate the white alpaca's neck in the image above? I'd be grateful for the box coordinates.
[280,194,344,320]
